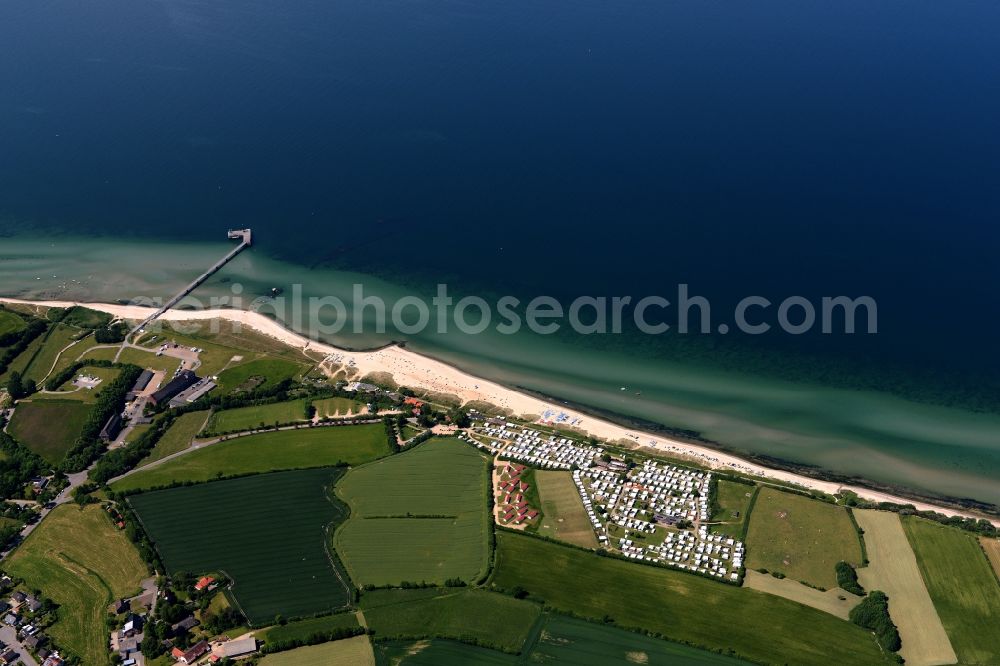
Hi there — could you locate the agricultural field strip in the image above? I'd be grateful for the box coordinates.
[466,423,744,581]
[535,471,599,548]
[129,468,352,625]
[853,510,955,666]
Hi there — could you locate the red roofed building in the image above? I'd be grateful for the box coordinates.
[194,576,215,591]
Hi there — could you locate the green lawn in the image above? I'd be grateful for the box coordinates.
[216,358,305,394]
[744,487,862,588]
[528,614,750,665]
[38,366,121,403]
[313,396,365,418]
[129,468,352,625]
[710,480,756,539]
[22,323,87,384]
[259,611,361,644]
[491,532,889,666]
[206,398,310,433]
[903,517,1000,665]
[260,636,375,666]
[7,399,93,463]
[5,505,148,666]
[138,412,211,466]
[535,470,598,548]
[335,438,491,586]
[361,588,540,653]
[0,309,26,337]
[112,423,389,492]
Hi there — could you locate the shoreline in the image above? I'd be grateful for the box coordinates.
[4,296,997,527]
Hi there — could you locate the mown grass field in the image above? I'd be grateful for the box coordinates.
[853,510,954,666]
[313,396,365,417]
[139,411,210,466]
[744,487,862,588]
[491,532,889,666]
[216,358,305,394]
[361,588,540,653]
[0,332,46,383]
[40,366,121,402]
[5,504,148,666]
[130,468,352,625]
[529,614,750,665]
[260,635,375,666]
[82,345,182,376]
[742,570,854,620]
[903,516,1000,665]
[112,423,389,491]
[375,639,518,665]
[981,537,1000,579]
[259,611,361,644]
[710,480,756,539]
[0,309,26,337]
[535,471,597,548]
[335,438,490,586]
[8,399,92,463]
[22,323,85,384]
[206,398,310,432]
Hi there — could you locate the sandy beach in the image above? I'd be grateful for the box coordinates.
[3,297,996,526]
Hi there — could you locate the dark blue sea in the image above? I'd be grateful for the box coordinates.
[2,0,1000,504]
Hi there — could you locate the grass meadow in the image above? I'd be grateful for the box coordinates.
[312,396,365,418]
[360,588,540,653]
[5,505,148,666]
[491,532,889,666]
[744,487,862,588]
[903,516,1000,665]
[529,614,750,665]
[710,480,756,539]
[375,640,519,665]
[0,309,26,337]
[535,471,597,548]
[138,411,211,466]
[112,423,389,491]
[8,399,93,463]
[259,611,361,644]
[335,438,490,586]
[22,323,86,384]
[216,357,305,394]
[129,468,352,625]
[260,636,375,666]
[206,398,310,433]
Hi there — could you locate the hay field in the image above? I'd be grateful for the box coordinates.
[535,471,598,548]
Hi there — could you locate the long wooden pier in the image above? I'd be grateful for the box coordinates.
[126,228,252,340]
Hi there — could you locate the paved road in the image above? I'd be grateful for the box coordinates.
[0,625,40,666]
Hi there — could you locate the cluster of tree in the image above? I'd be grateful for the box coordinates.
[45,359,115,391]
[5,371,37,400]
[835,561,865,596]
[849,590,901,654]
[0,430,49,501]
[260,626,366,655]
[90,413,178,484]
[60,364,143,473]
[94,321,128,344]
[383,417,401,453]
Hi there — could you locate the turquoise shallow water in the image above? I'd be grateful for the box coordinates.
[1,236,998,507]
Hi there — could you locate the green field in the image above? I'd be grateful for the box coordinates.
[0,309,26,337]
[259,611,361,644]
[313,396,365,418]
[8,399,93,463]
[903,517,1000,664]
[335,438,490,586]
[535,471,598,548]
[710,480,756,539]
[82,345,182,376]
[216,358,305,394]
[361,588,540,653]
[744,487,862,588]
[22,323,86,384]
[5,504,148,666]
[112,423,389,491]
[0,332,46,383]
[139,412,211,466]
[40,366,121,402]
[375,640,518,665]
[491,532,889,666]
[129,468,352,625]
[206,398,310,433]
[260,635,375,666]
[528,614,749,665]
